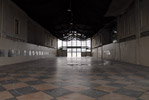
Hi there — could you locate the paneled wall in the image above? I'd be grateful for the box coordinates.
[92,0,149,67]
[27,19,57,48]
[0,0,57,66]
[0,38,56,66]
[1,0,28,41]
[118,2,136,40]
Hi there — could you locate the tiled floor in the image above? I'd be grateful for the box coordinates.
[0,57,149,100]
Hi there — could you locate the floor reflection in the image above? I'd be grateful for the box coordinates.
[0,57,149,100]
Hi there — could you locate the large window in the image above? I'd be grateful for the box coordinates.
[58,38,91,57]
[15,19,19,34]
[58,39,62,49]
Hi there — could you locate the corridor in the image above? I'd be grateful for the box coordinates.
[0,57,149,100]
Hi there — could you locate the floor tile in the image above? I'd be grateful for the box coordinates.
[0,58,149,100]
[80,89,109,98]
[99,93,137,100]
[51,82,72,87]
[25,80,46,85]
[6,98,17,100]
[0,73,8,77]
[3,82,28,90]
[0,79,20,85]
[79,82,100,87]
[65,79,86,85]
[14,75,30,79]
[63,85,89,92]
[91,80,110,85]
[106,83,127,87]
[17,92,53,100]
[57,93,96,100]
[115,80,132,85]
[115,88,144,98]
[139,92,149,100]
[125,85,149,92]
[0,76,14,81]
[34,75,50,79]
[89,76,104,80]
[32,83,57,91]
[0,85,6,91]
[109,76,124,80]
[44,88,73,97]
[128,75,144,80]
[95,85,119,92]
[0,91,14,100]
[43,79,62,83]
[19,77,37,82]
[9,86,38,97]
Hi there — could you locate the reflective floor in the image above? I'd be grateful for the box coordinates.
[0,57,149,100]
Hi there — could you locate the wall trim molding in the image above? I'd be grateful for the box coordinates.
[119,35,136,42]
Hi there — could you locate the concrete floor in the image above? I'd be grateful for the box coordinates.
[0,57,149,100]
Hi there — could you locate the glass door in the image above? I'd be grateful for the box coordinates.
[67,48,71,58]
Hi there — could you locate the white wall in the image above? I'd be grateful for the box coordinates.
[0,0,57,66]
[92,48,98,58]
[139,37,149,66]
[92,0,149,67]
[0,0,2,35]
[92,38,149,67]
[1,0,28,41]
[103,43,120,61]
[0,37,56,66]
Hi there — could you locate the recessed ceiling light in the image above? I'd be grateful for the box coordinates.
[70,23,73,25]
[67,9,71,12]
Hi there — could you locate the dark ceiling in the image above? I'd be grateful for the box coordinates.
[11,0,115,40]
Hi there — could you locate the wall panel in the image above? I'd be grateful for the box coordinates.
[0,37,56,66]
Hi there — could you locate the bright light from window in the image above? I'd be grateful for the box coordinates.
[58,39,62,49]
[58,38,91,57]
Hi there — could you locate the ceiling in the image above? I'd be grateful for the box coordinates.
[11,0,115,40]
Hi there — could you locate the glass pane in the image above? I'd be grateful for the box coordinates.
[63,41,67,46]
[87,49,91,52]
[72,40,76,46]
[67,41,71,46]
[77,48,81,53]
[0,50,5,57]
[82,41,86,46]
[67,53,71,57]
[77,53,81,57]
[72,48,76,53]
[58,39,62,49]
[65,38,91,58]
[82,48,86,52]
[76,40,81,46]
[72,53,76,57]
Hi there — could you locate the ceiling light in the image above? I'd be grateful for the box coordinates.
[113,30,117,33]
[74,31,77,33]
[70,23,73,25]
[78,34,81,36]
[67,9,71,12]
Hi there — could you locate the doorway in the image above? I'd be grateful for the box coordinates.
[67,48,81,58]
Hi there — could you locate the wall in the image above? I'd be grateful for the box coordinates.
[81,52,92,57]
[27,19,57,48]
[139,36,149,66]
[1,0,28,41]
[57,50,67,57]
[92,0,149,67]
[0,0,57,66]
[0,0,2,35]
[0,37,56,66]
